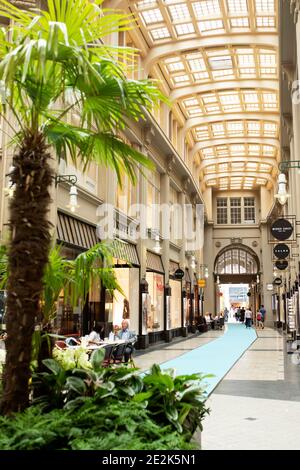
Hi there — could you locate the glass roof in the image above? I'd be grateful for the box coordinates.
[132,0,279,190]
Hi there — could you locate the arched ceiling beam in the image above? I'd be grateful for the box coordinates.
[191,137,279,158]
[183,113,280,133]
[199,156,277,170]
[170,80,278,101]
[144,36,278,73]
[203,171,274,183]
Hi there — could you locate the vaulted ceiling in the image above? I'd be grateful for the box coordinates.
[116,0,279,191]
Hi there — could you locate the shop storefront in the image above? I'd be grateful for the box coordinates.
[110,240,140,334]
[146,251,165,343]
[55,211,98,336]
[183,269,192,327]
[193,274,200,322]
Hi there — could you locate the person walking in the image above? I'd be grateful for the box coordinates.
[245,307,252,329]
[259,305,266,329]
[256,310,263,329]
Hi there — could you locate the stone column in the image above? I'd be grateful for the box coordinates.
[260,223,274,327]
[203,223,215,314]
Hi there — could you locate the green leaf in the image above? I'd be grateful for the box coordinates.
[42,359,63,376]
[66,376,86,395]
[90,348,105,371]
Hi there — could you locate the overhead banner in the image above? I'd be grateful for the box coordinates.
[271,218,293,241]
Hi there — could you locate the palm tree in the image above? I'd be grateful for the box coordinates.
[0,0,163,414]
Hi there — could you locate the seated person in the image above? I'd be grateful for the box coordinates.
[87,323,103,345]
[204,313,211,323]
[116,319,137,363]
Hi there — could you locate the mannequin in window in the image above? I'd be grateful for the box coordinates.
[122,298,130,319]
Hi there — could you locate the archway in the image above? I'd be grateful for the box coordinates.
[214,244,260,321]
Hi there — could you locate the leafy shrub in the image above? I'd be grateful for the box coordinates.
[31,352,209,438]
[0,401,198,450]
[138,364,210,437]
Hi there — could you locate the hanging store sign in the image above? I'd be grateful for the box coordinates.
[174,268,185,280]
[197,279,206,288]
[271,218,293,241]
[275,260,288,270]
[266,283,274,291]
[273,243,290,259]
[273,277,283,286]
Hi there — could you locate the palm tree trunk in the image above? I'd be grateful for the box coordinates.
[0,131,54,415]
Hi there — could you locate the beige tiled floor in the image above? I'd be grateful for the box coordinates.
[202,328,300,450]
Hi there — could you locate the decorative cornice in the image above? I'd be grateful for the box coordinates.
[143,125,155,146]
[166,154,176,174]
[182,176,191,194]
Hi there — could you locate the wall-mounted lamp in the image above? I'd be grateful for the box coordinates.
[256,274,260,284]
[153,234,161,254]
[274,173,290,205]
[216,275,220,285]
[54,174,79,213]
[190,255,196,270]
[204,266,209,279]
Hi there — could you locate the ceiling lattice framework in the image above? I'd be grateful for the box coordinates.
[131,0,279,191]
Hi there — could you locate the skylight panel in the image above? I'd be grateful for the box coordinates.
[184,98,199,106]
[255,0,274,13]
[256,178,267,185]
[212,69,234,79]
[188,107,203,116]
[260,52,276,66]
[205,165,216,173]
[151,27,171,40]
[175,23,195,36]
[249,144,260,154]
[227,0,248,13]
[199,20,224,34]
[168,3,190,21]
[256,16,275,28]
[263,145,274,155]
[192,0,221,18]
[188,56,206,71]
[237,53,255,67]
[243,92,259,103]
[263,122,277,135]
[209,55,232,70]
[247,121,260,134]
[202,147,215,157]
[219,93,240,105]
[141,9,164,24]
[166,60,185,72]
[193,72,210,80]
[230,17,249,29]
[219,163,229,170]
[207,179,217,185]
[202,94,218,104]
[137,0,157,9]
[173,75,190,84]
[247,162,258,169]
[227,122,244,134]
[205,105,220,113]
[212,123,225,135]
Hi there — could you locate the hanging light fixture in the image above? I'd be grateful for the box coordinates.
[204,266,209,278]
[66,185,79,213]
[274,173,290,205]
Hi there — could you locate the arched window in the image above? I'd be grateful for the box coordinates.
[215,246,258,275]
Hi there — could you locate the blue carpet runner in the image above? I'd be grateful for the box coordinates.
[160,323,257,396]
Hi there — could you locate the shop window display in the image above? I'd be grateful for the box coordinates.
[112,268,139,334]
[146,272,164,332]
[169,279,182,329]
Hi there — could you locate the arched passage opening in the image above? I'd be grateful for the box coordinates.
[214,244,260,320]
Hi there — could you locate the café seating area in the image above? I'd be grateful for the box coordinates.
[54,338,136,368]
